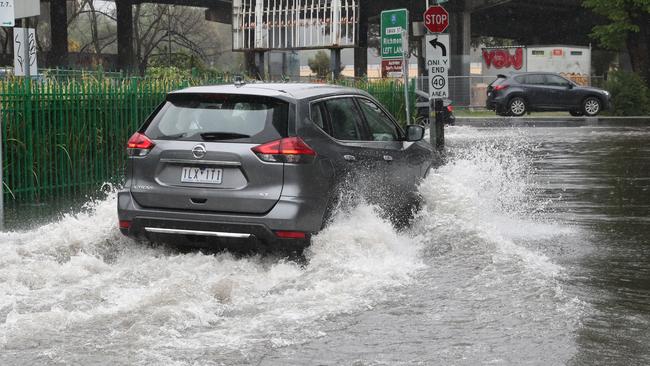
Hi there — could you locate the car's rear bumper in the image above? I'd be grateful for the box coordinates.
[486,96,508,111]
[117,190,326,249]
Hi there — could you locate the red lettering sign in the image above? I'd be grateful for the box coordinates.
[482,48,524,70]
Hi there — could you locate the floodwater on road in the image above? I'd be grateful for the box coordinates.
[1,123,648,365]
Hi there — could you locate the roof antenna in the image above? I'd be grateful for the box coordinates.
[234,75,246,87]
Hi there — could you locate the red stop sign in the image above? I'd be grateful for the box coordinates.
[424,6,449,33]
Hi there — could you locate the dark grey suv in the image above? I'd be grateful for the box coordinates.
[118,83,437,250]
[487,72,611,117]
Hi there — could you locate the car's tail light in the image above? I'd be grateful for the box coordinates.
[275,231,307,239]
[446,105,454,113]
[127,132,155,156]
[119,220,131,229]
[252,137,316,163]
[494,84,509,91]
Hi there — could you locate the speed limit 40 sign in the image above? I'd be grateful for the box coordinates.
[426,34,450,98]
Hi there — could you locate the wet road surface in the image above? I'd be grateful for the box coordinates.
[1,123,649,365]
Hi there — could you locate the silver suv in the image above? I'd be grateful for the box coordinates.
[118,83,438,250]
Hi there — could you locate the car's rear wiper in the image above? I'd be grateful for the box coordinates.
[163,133,187,139]
[200,132,251,141]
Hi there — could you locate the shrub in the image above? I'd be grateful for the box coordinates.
[604,71,650,116]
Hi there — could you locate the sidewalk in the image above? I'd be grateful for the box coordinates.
[455,116,650,127]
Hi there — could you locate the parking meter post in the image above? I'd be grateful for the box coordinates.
[434,98,444,151]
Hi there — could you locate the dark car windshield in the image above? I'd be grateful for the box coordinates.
[143,94,289,143]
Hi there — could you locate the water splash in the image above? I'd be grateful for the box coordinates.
[415,127,568,275]
[0,126,584,364]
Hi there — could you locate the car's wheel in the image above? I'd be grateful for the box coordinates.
[569,110,584,117]
[496,105,510,116]
[508,97,527,117]
[583,97,602,116]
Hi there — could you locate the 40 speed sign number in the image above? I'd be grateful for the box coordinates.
[431,75,446,90]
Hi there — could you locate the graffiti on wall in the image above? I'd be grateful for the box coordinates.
[482,48,524,70]
[561,72,589,86]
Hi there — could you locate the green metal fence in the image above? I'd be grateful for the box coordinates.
[1,75,415,203]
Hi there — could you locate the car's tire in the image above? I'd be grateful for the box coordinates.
[583,97,602,117]
[496,105,510,116]
[570,110,584,117]
[508,97,527,117]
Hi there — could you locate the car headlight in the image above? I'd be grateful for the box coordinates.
[603,91,610,96]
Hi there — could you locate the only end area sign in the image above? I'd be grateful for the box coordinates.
[426,34,450,98]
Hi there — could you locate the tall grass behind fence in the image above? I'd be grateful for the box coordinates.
[1,75,414,203]
[335,78,416,124]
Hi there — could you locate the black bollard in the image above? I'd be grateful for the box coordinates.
[430,98,445,151]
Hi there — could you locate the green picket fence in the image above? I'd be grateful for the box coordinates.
[1,75,415,203]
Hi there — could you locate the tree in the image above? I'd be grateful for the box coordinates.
[583,0,650,84]
[66,2,229,73]
[67,0,118,67]
[308,50,336,78]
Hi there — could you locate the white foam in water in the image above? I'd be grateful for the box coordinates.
[0,193,424,362]
[0,126,583,363]
[415,126,566,276]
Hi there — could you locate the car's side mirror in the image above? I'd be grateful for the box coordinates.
[567,83,574,89]
[405,125,425,142]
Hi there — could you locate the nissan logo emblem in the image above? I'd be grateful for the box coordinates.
[192,144,207,159]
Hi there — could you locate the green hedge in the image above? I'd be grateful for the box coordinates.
[605,71,650,116]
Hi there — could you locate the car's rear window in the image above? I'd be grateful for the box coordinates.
[143,93,289,143]
[489,76,506,87]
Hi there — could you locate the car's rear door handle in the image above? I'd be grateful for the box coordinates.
[383,155,393,162]
[343,155,356,162]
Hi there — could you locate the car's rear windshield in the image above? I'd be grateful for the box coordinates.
[489,76,507,87]
[143,93,289,143]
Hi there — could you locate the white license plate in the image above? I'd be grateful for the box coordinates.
[181,167,223,184]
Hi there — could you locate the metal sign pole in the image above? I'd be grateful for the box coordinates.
[0,103,3,231]
[23,18,30,78]
[402,29,410,125]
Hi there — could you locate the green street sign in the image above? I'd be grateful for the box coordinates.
[381,8,409,59]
